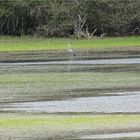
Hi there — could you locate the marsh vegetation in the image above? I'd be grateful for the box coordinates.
[0,0,140,139]
[0,36,139,139]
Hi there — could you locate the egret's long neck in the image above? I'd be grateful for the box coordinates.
[67,44,71,50]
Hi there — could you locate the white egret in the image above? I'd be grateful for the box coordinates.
[67,42,76,56]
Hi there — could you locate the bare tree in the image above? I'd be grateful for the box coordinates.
[73,14,98,38]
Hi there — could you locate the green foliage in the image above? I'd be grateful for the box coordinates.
[0,0,139,37]
[86,0,140,36]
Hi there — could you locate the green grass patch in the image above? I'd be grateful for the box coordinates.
[0,114,140,127]
[0,36,139,51]
[0,113,140,139]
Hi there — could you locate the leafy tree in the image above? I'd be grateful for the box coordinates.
[0,0,139,37]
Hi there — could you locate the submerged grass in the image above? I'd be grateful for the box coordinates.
[0,72,140,88]
[0,72,140,102]
[0,36,140,51]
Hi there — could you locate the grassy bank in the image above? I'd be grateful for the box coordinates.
[0,36,140,52]
[0,113,140,139]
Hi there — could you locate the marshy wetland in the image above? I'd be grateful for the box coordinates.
[0,37,140,139]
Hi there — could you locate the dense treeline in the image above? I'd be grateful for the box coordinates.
[0,0,140,38]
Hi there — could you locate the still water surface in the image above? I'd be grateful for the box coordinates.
[0,58,140,66]
[79,132,140,139]
[1,91,140,113]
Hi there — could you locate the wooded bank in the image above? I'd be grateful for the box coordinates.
[0,0,140,38]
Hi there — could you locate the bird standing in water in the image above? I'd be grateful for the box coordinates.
[67,42,76,56]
